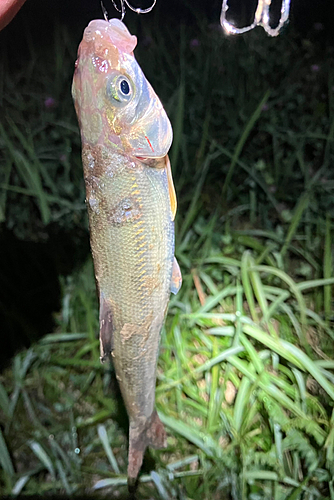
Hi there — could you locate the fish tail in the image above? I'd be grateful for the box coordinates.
[127,410,167,492]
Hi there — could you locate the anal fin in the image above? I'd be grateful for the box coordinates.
[171,256,182,295]
[99,294,113,363]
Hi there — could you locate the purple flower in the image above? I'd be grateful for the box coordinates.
[208,23,221,32]
[262,103,269,111]
[190,38,200,49]
[314,22,324,31]
[311,64,320,72]
[142,36,153,48]
[44,97,56,109]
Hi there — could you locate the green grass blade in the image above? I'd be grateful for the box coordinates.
[207,337,220,431]
[170,81,184,169]
[179,149,222,241]
[206,326,235,337]
[0,427,15,478]
[292,368,307,412]
[97,424,120,474]
[150,471,170,500]
[158,412,220,458]
[242,323,304,370]
[39,333,88,343]
[280,340,334,400]
[0,122,51,224]
[233,376,252,432]
[296,277,334,291]
[248,257,269,318]
[55,459,72,495]
[241,251,259,322]
[324,213,332,322]
[11,475,30,496]
[264,290,290,322]
[0,381,10,418]
[28,441,55,479]
[280,192,310,258]
[197,286,242,314]
[250,265,307,326]
[228,355,325,441]
[240,334,264,374]
[93,475,149,489]
[221,90,270,200]
[166,455,199,471]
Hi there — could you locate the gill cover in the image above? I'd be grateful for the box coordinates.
[72,18,172,158]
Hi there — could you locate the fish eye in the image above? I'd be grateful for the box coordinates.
[120,79,130,95]
[107,73,133,106]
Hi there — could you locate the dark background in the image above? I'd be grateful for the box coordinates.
[2,0,334,48]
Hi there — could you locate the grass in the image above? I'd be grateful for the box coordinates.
[0,3,334,499]
[0,248,334,499]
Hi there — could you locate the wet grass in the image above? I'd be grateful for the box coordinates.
[0,4,334,499]
[1,245,334,499]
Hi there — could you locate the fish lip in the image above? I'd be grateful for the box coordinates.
[84,18,137,54]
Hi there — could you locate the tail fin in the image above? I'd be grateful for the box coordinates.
[127,410,167,491]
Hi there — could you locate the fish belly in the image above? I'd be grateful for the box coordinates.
[82,144,174,424]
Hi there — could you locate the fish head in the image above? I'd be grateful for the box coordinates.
[72,18,172,158]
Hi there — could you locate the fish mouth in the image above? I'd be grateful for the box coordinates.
[83,18,137,54]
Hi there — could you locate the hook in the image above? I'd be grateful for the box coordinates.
[123,0,156,15]
[104,0,156,21]
[110,0,126,20]
[101,1,109,21]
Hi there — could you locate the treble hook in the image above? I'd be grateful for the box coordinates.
[108,0,156,20]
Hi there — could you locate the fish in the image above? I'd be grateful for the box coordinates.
[72,18,182,488]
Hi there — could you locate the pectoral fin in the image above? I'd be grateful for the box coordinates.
[165,155,177,221]
[99,295,113,363]
[171,257,182,295]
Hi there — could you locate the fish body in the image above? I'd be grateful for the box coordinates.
[72,19,181,484]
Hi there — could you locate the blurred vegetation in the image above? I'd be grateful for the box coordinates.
[1,3,334,499]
